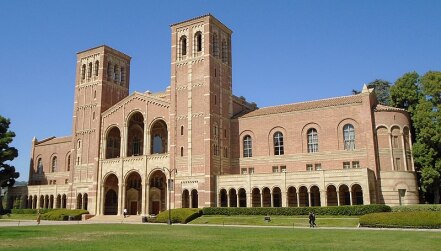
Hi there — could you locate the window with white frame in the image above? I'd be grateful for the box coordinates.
[272,166,279,173]
[241,168,248,175]
[343,124,355,150]
[343,162,351,169]
[352,161,360,169]
[314,163,322,170]
[243,135,252,157]
[274,131,284,155]
[306,164,313,171]
[307,128,318,153]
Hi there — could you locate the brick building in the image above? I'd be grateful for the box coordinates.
[8,14,419,215]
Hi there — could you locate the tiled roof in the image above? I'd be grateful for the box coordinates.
[239,94,364,119]
[374,104,406,112]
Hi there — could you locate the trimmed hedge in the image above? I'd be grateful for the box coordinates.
[155,208,202,224]
[392,204,441,212]
[11,208,53,214]
[359,211,441,229]
[41,209,89,221]
[202,205,391,216]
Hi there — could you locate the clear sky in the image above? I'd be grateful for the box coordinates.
[1,0,440,182]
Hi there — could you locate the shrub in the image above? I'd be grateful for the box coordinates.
[391,204,441,212]
[155,208,201,224]
[202,205,390,216]
[41,209,89,221]
[359,211,441,229]
[11,208,53,214]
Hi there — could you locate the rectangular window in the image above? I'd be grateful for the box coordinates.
[280,166,287,173]
[306,164,313,171]
[343,162,351,169]
[249,167,255,174]
[395,158,401,171]
[241,168,248,175]
[65,179,68,184]
[315,163,322,170]
[352,161,360,169]
[272,166,279,173]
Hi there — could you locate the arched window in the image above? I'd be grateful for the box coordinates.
[94,60,99,76]
[180,126,184,135]
[107,62,112,80]
[37,158,43,174]
[120,67,125,83]
[113,65,119,81]
[212,33,219,57]
[180,147,184,156]
[51,156,57,172]
[179,36,187,59]
[81,64,86,80]
[243,135,252,157]
[77,140,81,149]
[221,39,228,63]
[343,124,355,150]
[66,155,71,171]
[88,62,92,78]
[195,31,202,52]
[274,132,284,155]
[307,128,319,153]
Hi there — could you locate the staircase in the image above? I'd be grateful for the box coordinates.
[87,215,143,223]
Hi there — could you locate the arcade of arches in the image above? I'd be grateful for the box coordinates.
[218,183,363,208]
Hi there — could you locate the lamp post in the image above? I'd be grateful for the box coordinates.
[163,167,176,225]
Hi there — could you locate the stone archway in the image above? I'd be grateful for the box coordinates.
[238,188,247,207]
[191,189,198,208]
[310,186,321,206]
[287,186,297,207]
[251,188,261,207]
[125,172,142,215]
[103,173,119,215]
[149,170,166,215]
[262,187,271,207]
[182,189,190,208]
[298,186,308,207]
[339,184,351,205]
[351,184,363,205]
[220,189,227,207]
[273,187,282,207]
[229,189,237,207]
[327,185,338,206]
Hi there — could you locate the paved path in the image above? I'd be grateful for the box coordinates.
[1,219,440,232]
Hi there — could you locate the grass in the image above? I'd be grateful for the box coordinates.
[0,214,37,220]
[190,215,360,227]
[0,224,440,251]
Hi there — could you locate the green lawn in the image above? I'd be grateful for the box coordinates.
[190,215,360,227]
[0,214,37,220]
[0,224,439,251]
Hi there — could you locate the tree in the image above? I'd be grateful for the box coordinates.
[0,115,19,213]
[390,71,421,117]
[367,79,392,105]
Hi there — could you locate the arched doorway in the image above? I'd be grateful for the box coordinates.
[191,189,198,208]
[56,194,61,208]
[127,112,144,156]
[351,184,363,205]
[106,127,121,159]
[182,190,190,208]
[298,186,308,207]
[149,170,166,214]
[44,195,49,209]
[150,120,168,154]
[327,185,338,206]
[251,188,261,207]
[220,189,228,207]
[125,172,142,215]
[83,193,88,210]
[229,189,237,207]
[238,188,247,207]
[339,184,350,205]
[262,187,271,207]
[273,187,282,207]
[103,173,119,215]
[28,196,33,209]
[77,194,83,209]
[287,186,297,207]
[310,186,321,206]
[62,194,67,208]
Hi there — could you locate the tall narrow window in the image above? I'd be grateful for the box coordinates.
[120,67,125,83]
[114,65,119,81]
[81,64,86,80]
[94,60,99,76]
[180,126,184,135]
[67,155,71,171]
[212,33,219,57]
[37,158,43,174]
[88,62,92,78]
[180,36,187,58]
[343,124,355,150]
[195,32,202,52]
[107,62,112,80]
[181,147,184,157]
[307,128,318,153]
[274,132,284,155]
[51,156,57,172]
[243,135,252,157]
[221,39,228,63]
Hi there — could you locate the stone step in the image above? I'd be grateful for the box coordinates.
[87,215,143,223]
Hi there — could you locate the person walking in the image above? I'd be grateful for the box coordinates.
[123,208,127,218]
[36,211,41,225]
[308,212,313,227]
[312,212,317,227]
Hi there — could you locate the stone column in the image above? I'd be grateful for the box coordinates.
[337,191,340,206]
[388,132,394,170]
[321,190,327,206]
[308,192,311,207]
[270,192,274,207]
[296,192,300,207]
[400,133,408,171]
[141,178,146,215]
[247,192,252,208]
[117,181,123,216]
[408,131,415,171]
[260,192,263,207]
[227,192,230,207]
[145,184,150,215]
[349,189,353,206]
[122,123,127,157]
[236,193,240,207]
[282,191,287,207]
[121,183,126,214]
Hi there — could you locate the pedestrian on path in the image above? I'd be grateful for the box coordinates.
[36,211,41,225]
[123,208,127,218]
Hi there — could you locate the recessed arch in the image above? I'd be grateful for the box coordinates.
[150,119,168,154]
[103,173,119,215]
[105,126,121,159]
[127,112,144,156]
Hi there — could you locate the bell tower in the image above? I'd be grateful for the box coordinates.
[71,45,131,213]
[170,15,233,207]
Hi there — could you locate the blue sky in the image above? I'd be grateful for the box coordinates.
[1,1,440,182]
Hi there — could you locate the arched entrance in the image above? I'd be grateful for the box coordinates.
[83,193,88,210]
[56,194,61,208]
[310,186,321,206]
[149,170,166,215]
[103,173,119,215]
[238,188,247,207]
[339,184,351,205]
[262,187,271,207]
[327,185,338,206]
[150,120,168,154]
[220,189,227,207]
[287,186,297,207]
[77,194,82,209]
[351,184,363,205]
[229,189,237,207]
[298,186,308,207]
[191,189,198,208]
[182,189,190,208]
[125,172,142,215]
[106,127,121,159]
[62,194,67,208]
[273,187,282,207]
[251,188,261,207]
